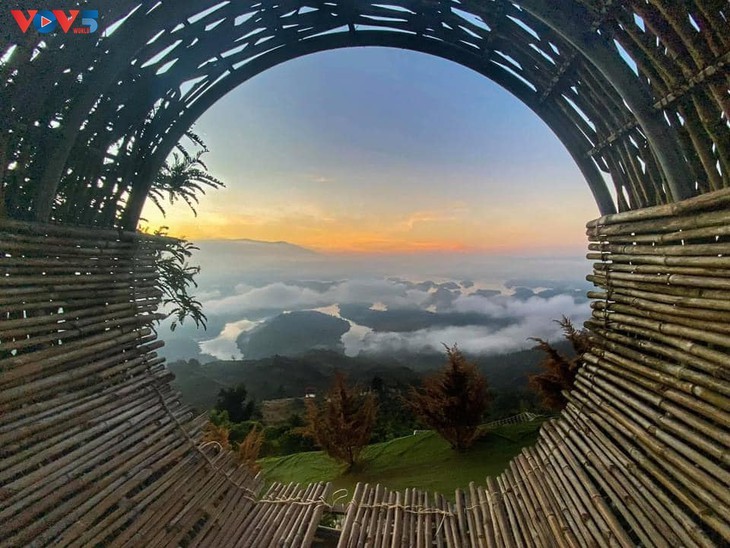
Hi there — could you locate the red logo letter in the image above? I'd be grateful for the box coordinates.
[52,10,80,33]
[11,10,38,33]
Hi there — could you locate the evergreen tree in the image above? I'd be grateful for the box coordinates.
[236,426,265,472]
[529,317,589,411]
[406,345,489,452]
[202,421,230,452]
[304,371,378,469]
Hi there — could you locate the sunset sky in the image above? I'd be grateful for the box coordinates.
[141,47,601,254]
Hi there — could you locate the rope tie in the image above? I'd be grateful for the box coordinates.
[257,496,331,507]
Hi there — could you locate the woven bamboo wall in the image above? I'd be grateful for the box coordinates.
[3,193,727,546]
[1,1,728,546]
[2,1,728,225]
[0,220,331,547]
[336,189,730,547]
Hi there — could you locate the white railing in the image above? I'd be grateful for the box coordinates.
[483,411,541,429]
[412,412,541,436]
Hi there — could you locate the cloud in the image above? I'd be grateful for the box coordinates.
[199,276,590,358]
[344,295,589,356]
[201,278,431,315]
[397,207,468,231]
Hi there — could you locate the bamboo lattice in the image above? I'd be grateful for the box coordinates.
[0,220,331,547]
[1,0,729,546]
[1,1,728,225]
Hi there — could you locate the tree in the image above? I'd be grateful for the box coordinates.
[529,317,590,411]
[144,130,226,332]
[406,345,489,452]
[154,232,206,331]
[304,371,378,469]
[236,427,265,472]
[369,376,420,443]
[147,129,225,217]
[215,384,257,423]
[202,421,231,452]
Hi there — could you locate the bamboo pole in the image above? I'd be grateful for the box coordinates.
[574,381,730,525]
[0,218,178,244]
[574,375,730,500]
[563,404,708,548]
[583,357,730,448]
[532,440,596,548]
[587,289,730,322]
[338,482,365,548]
[587,209,730,237]
[565,398,717,547]
[587,314,730,371]
[569,389,730,541]
[583,346,730,422]
[390,489,403,548]
[586,188,730,227]
[592,299,730,335]
[586,322,730,389]
[549,419,667,547]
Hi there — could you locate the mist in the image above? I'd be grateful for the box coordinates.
[161,240,594,362]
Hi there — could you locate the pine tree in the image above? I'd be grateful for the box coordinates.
[304,371,378,469]
[529,316,589,411]
[236,426,265,472]
[406,345,489,452]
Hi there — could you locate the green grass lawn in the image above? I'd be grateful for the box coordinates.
[259,419,546,499]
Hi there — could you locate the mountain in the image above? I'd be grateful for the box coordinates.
[196,239,318,259]
[338,304,514,333]
[190,239,320,288]
[167,350,421,408]
[160,334,216,364]
[166,341,576,411]
[236,310,350,359]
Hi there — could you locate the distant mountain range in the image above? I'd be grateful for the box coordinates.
[196,238,318,257]
[190,238,322,288]
[156,239,591,368]
[167,349,420,410]
[338,304,514,333]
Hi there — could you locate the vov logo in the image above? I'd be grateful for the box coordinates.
[11,9,98,34]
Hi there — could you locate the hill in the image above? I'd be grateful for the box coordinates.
[166,340,575,411]
[167,350,421,408]
[337,304,513,332]
[236,311,350,359]
[259,420,545,498]
[190,239,321,289]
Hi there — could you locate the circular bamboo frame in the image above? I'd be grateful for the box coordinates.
[1,1,728,227]
[1,1,729,546]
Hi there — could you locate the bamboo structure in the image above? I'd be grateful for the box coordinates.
[483,412,540,429]
[1,1,728,226]
[0,220,332,546]
[336,189,730,547]
[1,0,729,546]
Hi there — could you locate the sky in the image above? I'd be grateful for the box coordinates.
[141,47,600,254]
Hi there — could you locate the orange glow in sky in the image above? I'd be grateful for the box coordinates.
[138,49,603,255]
[141,189,594,255]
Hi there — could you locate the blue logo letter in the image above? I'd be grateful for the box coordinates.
[81,10,98,34]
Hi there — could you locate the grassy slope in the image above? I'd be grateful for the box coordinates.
[259,420,545,498]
